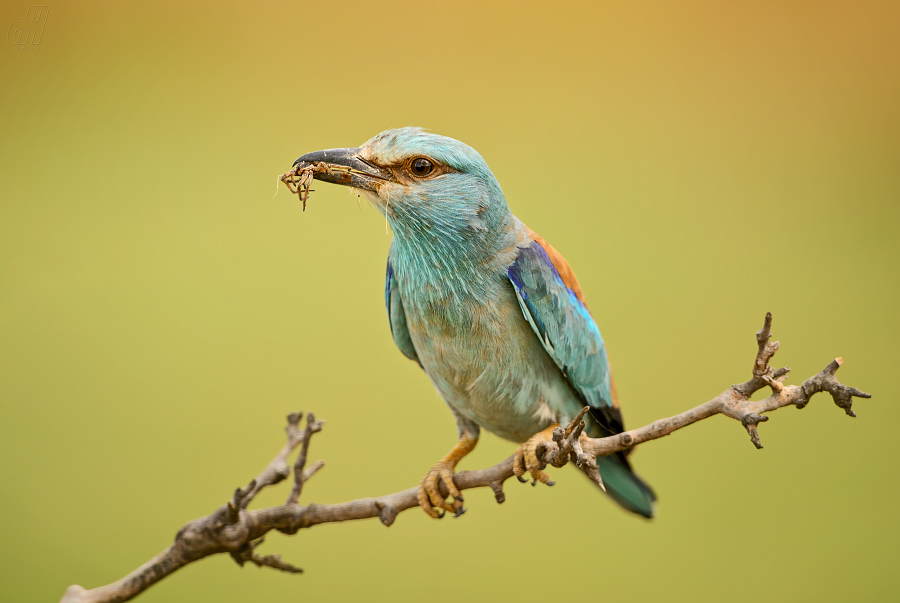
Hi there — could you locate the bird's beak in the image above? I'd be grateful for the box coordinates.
[292,147,393,192]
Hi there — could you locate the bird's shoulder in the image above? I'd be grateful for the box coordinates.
[520,225,588,308]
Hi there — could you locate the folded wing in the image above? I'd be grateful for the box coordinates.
[507,228,656,517]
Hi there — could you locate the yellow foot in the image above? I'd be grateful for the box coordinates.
[514,425,558,486]
[417,434,478,519]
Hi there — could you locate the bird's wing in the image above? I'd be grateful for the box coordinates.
[509,229,656,517]
[385,245,419,364]
[507,228,624,436]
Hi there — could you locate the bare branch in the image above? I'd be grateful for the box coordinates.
[241,411,304,508]
[60,313,870,603]
[287,412,325,505]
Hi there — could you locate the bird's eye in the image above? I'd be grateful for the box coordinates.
[410,157,434,177]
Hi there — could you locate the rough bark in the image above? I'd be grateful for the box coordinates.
[60,313,870,603]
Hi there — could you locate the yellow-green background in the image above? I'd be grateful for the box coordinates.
[1,1,897,601]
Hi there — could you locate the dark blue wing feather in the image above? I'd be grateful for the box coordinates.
[385,253,419,364]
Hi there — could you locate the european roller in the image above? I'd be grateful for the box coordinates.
[292,128,656,518]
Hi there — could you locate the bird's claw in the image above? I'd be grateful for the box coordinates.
[417,460,465,519]
[513,425,558,486]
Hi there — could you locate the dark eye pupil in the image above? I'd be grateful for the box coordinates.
[412,158,433,176]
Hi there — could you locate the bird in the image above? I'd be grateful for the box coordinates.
[291,127,656,518]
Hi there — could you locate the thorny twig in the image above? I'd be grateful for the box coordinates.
[60,313,870,603]
[287,412,325,506]
[240,411,304,508]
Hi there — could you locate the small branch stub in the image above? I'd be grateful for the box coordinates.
[231,538,303,574]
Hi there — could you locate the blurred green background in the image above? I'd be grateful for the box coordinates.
[1,1,898,601]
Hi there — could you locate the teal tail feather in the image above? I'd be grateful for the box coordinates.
[594,453,656,519]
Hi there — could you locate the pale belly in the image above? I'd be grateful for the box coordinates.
[405,282,582,443]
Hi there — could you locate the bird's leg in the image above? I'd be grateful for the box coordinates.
[417,434,478,518]
[513,425,558,486]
